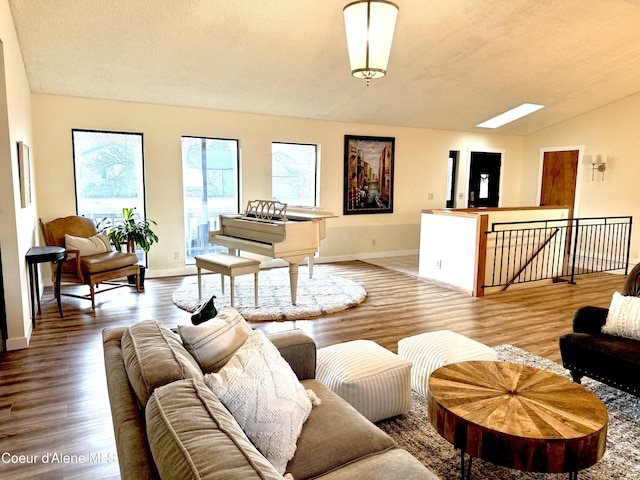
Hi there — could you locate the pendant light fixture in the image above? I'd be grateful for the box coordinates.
[343,0,399,86]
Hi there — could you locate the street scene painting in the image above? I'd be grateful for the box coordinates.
[343,135,395,215]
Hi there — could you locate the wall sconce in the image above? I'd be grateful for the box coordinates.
[591,154,607,181]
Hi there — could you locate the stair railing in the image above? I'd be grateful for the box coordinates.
[484,216,632,290]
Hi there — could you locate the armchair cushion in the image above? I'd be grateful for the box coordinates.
[80,251,139,274]
[64,232,113,256]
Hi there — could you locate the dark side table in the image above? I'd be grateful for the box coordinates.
[26,246,65,328]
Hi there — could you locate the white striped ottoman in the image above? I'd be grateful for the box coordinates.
[398,330,498,399]
[316,340,412,422]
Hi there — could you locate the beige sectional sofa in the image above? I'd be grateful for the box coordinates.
[102,314,438,480]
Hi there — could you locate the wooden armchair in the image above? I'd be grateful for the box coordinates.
[39,215,141,309]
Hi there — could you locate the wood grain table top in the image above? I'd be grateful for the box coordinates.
[428,360,608,473]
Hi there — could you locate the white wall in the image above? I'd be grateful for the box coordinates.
[32,94,526,277]
[0,0,36,350]
[524,93,640,265]
[419,212,480,293]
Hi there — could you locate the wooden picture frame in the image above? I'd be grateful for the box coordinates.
[343,135,395,215]
[18,141,31,208]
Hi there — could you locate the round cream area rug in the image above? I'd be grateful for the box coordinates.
[172,267,367,322]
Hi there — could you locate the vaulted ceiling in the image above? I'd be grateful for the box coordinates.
[8,0,640,135]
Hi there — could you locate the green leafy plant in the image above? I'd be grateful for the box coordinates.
[105,207,158,253]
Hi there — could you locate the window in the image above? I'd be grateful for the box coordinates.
[72,129,146,258]
[479,172,490,199]
[272,142,318,206]
[182,137,240,263]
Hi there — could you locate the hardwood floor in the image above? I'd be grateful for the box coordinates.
[0,260,625,479]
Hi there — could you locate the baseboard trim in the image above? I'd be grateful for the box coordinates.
[7,334,30,351]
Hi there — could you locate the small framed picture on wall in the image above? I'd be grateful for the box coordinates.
[343,135,395,215]
[18,141,31,208]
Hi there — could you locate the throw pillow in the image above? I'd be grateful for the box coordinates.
[204,330,312,475]
[602,291,640,340]
[178,305,253,372]
[64,232,112,256]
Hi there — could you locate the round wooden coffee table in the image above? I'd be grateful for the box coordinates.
[428,361,608,479]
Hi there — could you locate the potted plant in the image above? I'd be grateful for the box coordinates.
[105,207,158,286]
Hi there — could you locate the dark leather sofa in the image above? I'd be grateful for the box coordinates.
[559,263,640,396]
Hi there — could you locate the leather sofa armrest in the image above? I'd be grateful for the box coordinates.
[267,329,316,381]
[572,306,609,334]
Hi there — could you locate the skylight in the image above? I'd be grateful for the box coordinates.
[476,103,545,129]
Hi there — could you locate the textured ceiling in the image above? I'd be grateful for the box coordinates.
[8,0,640,135]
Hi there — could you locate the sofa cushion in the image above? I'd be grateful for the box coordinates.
[205,330,312,475]
[121,320,203,407]
[178,306,252,372]
[602,291,640,340]
[146,378,284,480]
[314,449,438,480]
[286,379,397,479]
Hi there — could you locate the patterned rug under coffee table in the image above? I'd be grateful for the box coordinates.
[172,267,367,322]
[377,344,640,480]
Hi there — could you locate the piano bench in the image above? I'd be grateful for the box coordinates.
[195,253,260,307]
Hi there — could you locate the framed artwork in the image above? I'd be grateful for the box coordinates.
[343,135,395,215]
[18,141,31,208]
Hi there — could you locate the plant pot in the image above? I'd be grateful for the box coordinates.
[128,265,146,288]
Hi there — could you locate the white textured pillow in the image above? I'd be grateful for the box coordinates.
[65,232,112,256]
[602,291,640,340]
[178,306,253,372]
[204,330,312,475]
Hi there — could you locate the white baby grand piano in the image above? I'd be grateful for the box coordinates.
[209,200,335,304]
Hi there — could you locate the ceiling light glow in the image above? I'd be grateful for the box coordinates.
[476,103,545,129]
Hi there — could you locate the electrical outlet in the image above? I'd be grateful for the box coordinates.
[428,192,434,200]
[173,251,180,260]
[372,239,376,246]
[436,260,442,269]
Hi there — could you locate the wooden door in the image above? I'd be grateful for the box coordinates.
[540,150,579,218]
[468,152,501,208]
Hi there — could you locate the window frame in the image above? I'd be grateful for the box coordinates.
[271,141,319,207]
[72,128,147,218]
[181,135,241,264]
